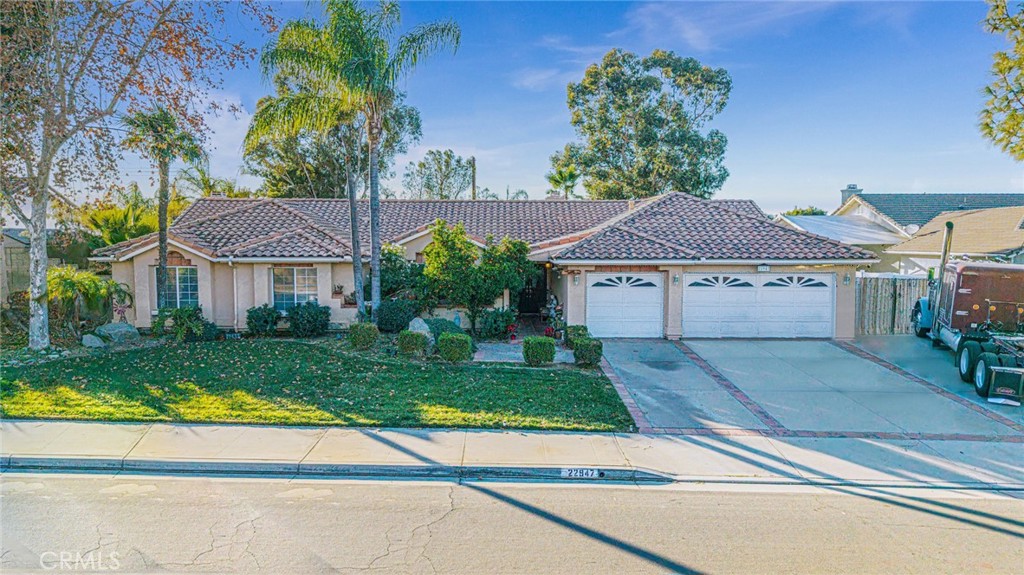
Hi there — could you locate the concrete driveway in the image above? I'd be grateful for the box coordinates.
[603,338,1023,438]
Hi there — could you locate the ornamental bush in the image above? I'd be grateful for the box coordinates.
[422,317,476,352]
[246,304,281,337]
[288,302,331,338]
[377,298,416,333]
[565,325,590,349]
[477,307,516,340]
[397,330,429,356]
[437,332,472,363]
[154,306,217,342]
[348,322,379,350]
[572,337,603,367]
[523,336,556,366]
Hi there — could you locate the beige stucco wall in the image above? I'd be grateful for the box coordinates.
[110,261,136,324]
[559,263,860,340]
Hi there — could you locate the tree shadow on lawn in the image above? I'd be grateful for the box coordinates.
[0,340,633,431]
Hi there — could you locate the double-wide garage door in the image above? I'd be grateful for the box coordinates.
[586,273,664,338]
[681,273,835,338]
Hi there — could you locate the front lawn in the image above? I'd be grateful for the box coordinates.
[0,339,633,431]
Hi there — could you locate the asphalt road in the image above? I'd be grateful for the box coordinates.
[2,474,1023,574]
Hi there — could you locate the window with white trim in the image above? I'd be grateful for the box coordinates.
[156,266,199,309]
[273,267,318,312]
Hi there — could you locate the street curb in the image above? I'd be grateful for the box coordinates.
[1,456,671,484]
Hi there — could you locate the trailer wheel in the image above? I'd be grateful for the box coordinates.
[974,352,998,397]
[911,306,929,338]
[998,354,1018,368]
[980,342,998,354]
[957,341,982,382]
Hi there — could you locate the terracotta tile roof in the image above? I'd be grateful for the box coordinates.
[553,193,875,262]
[842,193,1024,227]
[709,199,768,219]
[887,206,1024,257]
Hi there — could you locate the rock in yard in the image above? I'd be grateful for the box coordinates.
[408,317,435,348]
[81,334,107,348]
[95,322,140,344]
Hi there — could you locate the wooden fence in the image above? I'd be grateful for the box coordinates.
[856,275,929,335]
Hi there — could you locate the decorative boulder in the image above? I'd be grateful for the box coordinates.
[82,334,107,348]
[95,322,140,344]
[407,317,435,349]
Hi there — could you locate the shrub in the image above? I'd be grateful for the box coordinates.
[573,337,603,367]
[477,308,516,340]
[437,332,473,363]
[523,336,556,366]
[422,317,477,352]
[565,325,590,349]
[246,304,281,337]
[288,302,330,338]
[377,299,416,333]
[348,322,379,350]
[397,330,429,356]
[154,306,217,342]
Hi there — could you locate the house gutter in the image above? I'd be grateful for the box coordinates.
[548,258,880,266]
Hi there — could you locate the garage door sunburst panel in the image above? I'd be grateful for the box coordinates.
[763,275,829,288]
[591,275,659,287]
[687,275,754,288]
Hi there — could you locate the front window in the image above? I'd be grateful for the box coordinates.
[159,266,199,309]
[273,267,318,312]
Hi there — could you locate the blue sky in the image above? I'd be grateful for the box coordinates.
[126,1,1024,214]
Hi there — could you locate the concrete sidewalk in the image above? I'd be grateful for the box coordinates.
[2,420,1022,488]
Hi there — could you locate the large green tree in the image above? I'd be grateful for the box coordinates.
[557,49,731,200]
[545,164,581,199]
[402,149,473,199]
[981,0,1024,160]
[121,107,203,309]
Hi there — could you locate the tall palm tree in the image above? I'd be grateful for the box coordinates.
[545,165,580,200]
[305,0,459,322]
[247,23,368,316]
[121,107,203,309]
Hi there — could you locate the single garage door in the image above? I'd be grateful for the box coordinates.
[586,273,664,338]
[682,273,835,338]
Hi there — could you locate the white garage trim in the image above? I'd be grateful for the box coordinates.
[586,272,664,338]
[682,273,835,338]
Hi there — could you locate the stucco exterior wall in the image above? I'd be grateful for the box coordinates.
[110,261,136,324]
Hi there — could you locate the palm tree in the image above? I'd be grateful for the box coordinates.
[545,165,580,200]
[480,186,529,201]
[247,22,368,317]
[286,0,459,323]
[121,107,203,309]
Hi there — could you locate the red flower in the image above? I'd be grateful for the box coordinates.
[544,326,555,337]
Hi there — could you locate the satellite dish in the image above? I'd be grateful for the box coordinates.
[904,224,920,235]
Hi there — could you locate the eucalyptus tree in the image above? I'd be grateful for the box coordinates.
[121,107,203,308]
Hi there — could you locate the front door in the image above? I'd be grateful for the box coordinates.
[518,265,548,313]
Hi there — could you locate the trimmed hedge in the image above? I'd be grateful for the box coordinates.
[478,308,516,340]
[565,325,590,349]
[573,337,603,367]
[289,302,331,338]
[377,299,416,333]
[397,330,429,356]
[423,317,477,352]
[523,336,556,366]
[348,322,379,350]
[246,304,281,337]
[437,332,472,363]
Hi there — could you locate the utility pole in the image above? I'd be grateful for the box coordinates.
[470,156,476,200]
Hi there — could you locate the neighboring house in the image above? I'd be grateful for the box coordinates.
[885,206,1024,274]
[1,229,31,304]
[91,193,876,339]
[774,214,907,273]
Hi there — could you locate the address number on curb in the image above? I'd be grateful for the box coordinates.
[561,468,604,479]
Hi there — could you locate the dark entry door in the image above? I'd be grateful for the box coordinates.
[518,265,548,313]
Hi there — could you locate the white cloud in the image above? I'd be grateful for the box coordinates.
[616,2,836,52]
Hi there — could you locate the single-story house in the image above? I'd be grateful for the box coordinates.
[885,206,1024,273]
[91,192,877,339]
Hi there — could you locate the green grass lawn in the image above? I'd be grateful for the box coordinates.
[0,339,633,432]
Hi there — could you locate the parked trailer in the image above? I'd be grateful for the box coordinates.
[912,223,1024,405]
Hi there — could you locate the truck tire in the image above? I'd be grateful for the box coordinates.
[911,306,929,338]
[981,342,998,354]
[957,341,982,383]
[974,352,998,398]
[998,354,1018,368]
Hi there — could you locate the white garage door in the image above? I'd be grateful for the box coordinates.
[682,274,835,338]
[586,273,664,338]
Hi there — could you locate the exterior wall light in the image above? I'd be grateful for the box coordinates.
[672,273,680,285]
[843,272,851,286]
[573,275,580,286]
